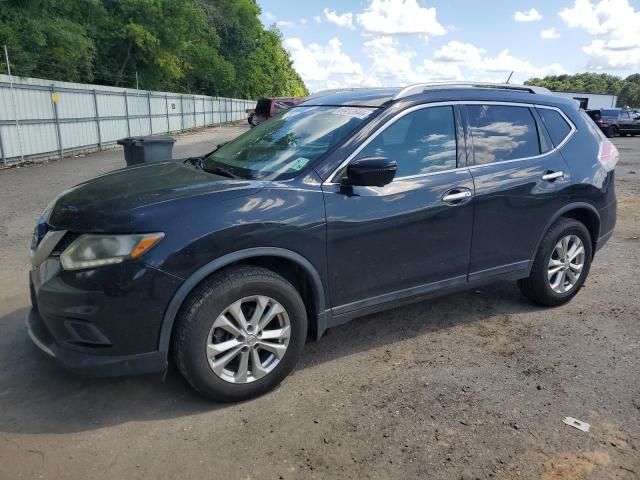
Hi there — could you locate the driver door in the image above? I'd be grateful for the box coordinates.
[322,104,475,315]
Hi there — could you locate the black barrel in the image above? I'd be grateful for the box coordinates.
[117,136,176,166]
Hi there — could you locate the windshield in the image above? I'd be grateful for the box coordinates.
[203,106,376,180]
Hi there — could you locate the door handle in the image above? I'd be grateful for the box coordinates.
[542,171,564,181]
[442,190,472,203]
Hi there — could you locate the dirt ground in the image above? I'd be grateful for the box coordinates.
[0,126,638,480]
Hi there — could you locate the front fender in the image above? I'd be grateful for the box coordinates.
[156,247,328,356]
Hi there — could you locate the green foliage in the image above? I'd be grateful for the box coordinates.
[617,74,640,108]
[525,72,640,108]
[0,0,307,98]
[238,29,308,99]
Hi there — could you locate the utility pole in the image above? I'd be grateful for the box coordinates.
[3,45,24,163]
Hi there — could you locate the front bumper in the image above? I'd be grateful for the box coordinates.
[26,308,167,376]
[28,254,182,376]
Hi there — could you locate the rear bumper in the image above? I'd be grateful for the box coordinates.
[26,308,167,377]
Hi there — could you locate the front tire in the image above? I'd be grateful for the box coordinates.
[173,266,308,402]
[518,218,592,307]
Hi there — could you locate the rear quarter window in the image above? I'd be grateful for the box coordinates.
[536,108,573,147]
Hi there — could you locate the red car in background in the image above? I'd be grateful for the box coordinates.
[247,97,303,127]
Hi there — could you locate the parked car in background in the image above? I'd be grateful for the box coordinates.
[27,83,618,402]
[247,97,303,127]
[586,108,640,137]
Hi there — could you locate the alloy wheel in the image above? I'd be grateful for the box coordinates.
[547,234,585,294]
[206,295,291,384]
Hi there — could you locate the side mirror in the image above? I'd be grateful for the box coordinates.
[345,157,397,187]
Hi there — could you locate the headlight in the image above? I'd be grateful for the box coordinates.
[60,233,165,271]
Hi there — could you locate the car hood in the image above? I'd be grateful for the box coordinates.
[46,161,265,232]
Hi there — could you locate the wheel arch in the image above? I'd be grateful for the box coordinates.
[158,248,328,357]
[530,203,601,268]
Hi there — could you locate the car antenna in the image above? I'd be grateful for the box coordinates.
[505,71,514,84]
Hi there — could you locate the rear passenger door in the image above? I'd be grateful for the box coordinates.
[464,103,573,282]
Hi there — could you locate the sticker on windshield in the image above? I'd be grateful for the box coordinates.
[290,157,311,171]
[333,106,372,119]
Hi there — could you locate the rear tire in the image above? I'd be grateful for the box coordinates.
[606,125,618,138]
[518,218,592,307]
[173,266,308,402]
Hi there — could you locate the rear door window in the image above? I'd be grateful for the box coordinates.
[467,105,541,164]
[536,108,573,147]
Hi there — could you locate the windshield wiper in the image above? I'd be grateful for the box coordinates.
[203,165,241,179]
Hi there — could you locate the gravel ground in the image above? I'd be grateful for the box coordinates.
[0,127,638,480]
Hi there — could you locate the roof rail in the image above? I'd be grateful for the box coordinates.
[393,82,551,100]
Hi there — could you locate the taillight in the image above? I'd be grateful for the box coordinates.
[598,140,618,172]
[596,118,604,125]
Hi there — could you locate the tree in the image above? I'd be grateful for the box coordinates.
[525,72,640,108]
[238,29,309,98]
[0,0,307,97]
[618,74,640,108]
[0,0,98,82]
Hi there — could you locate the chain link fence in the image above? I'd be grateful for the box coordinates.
[0,74,255,166]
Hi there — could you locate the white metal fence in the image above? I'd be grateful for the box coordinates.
[0,74,255,166]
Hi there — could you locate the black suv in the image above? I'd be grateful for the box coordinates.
[586,108,640,137]
[27,83,618,401]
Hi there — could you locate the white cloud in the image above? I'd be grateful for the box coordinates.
[356,0,447,37]
[363,36,462,85]
[300,18,307,25]
[477,50,566,79]
[276,20,294,28]
[283,37,363,91]
[559,0,640,69]
[418,60,464,81]
[434,41,486,63]
[363,36,417,84]
[263,11,276,22]
[323,8,355,29]
[514,8,543,22]
[559,0,609,34]
[313,15,322,23]
[433,41,566,82]
[583,40,640,69]
[284,34,567,90]
[540,27,561,39]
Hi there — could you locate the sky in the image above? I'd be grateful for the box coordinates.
[257,0,640,92]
